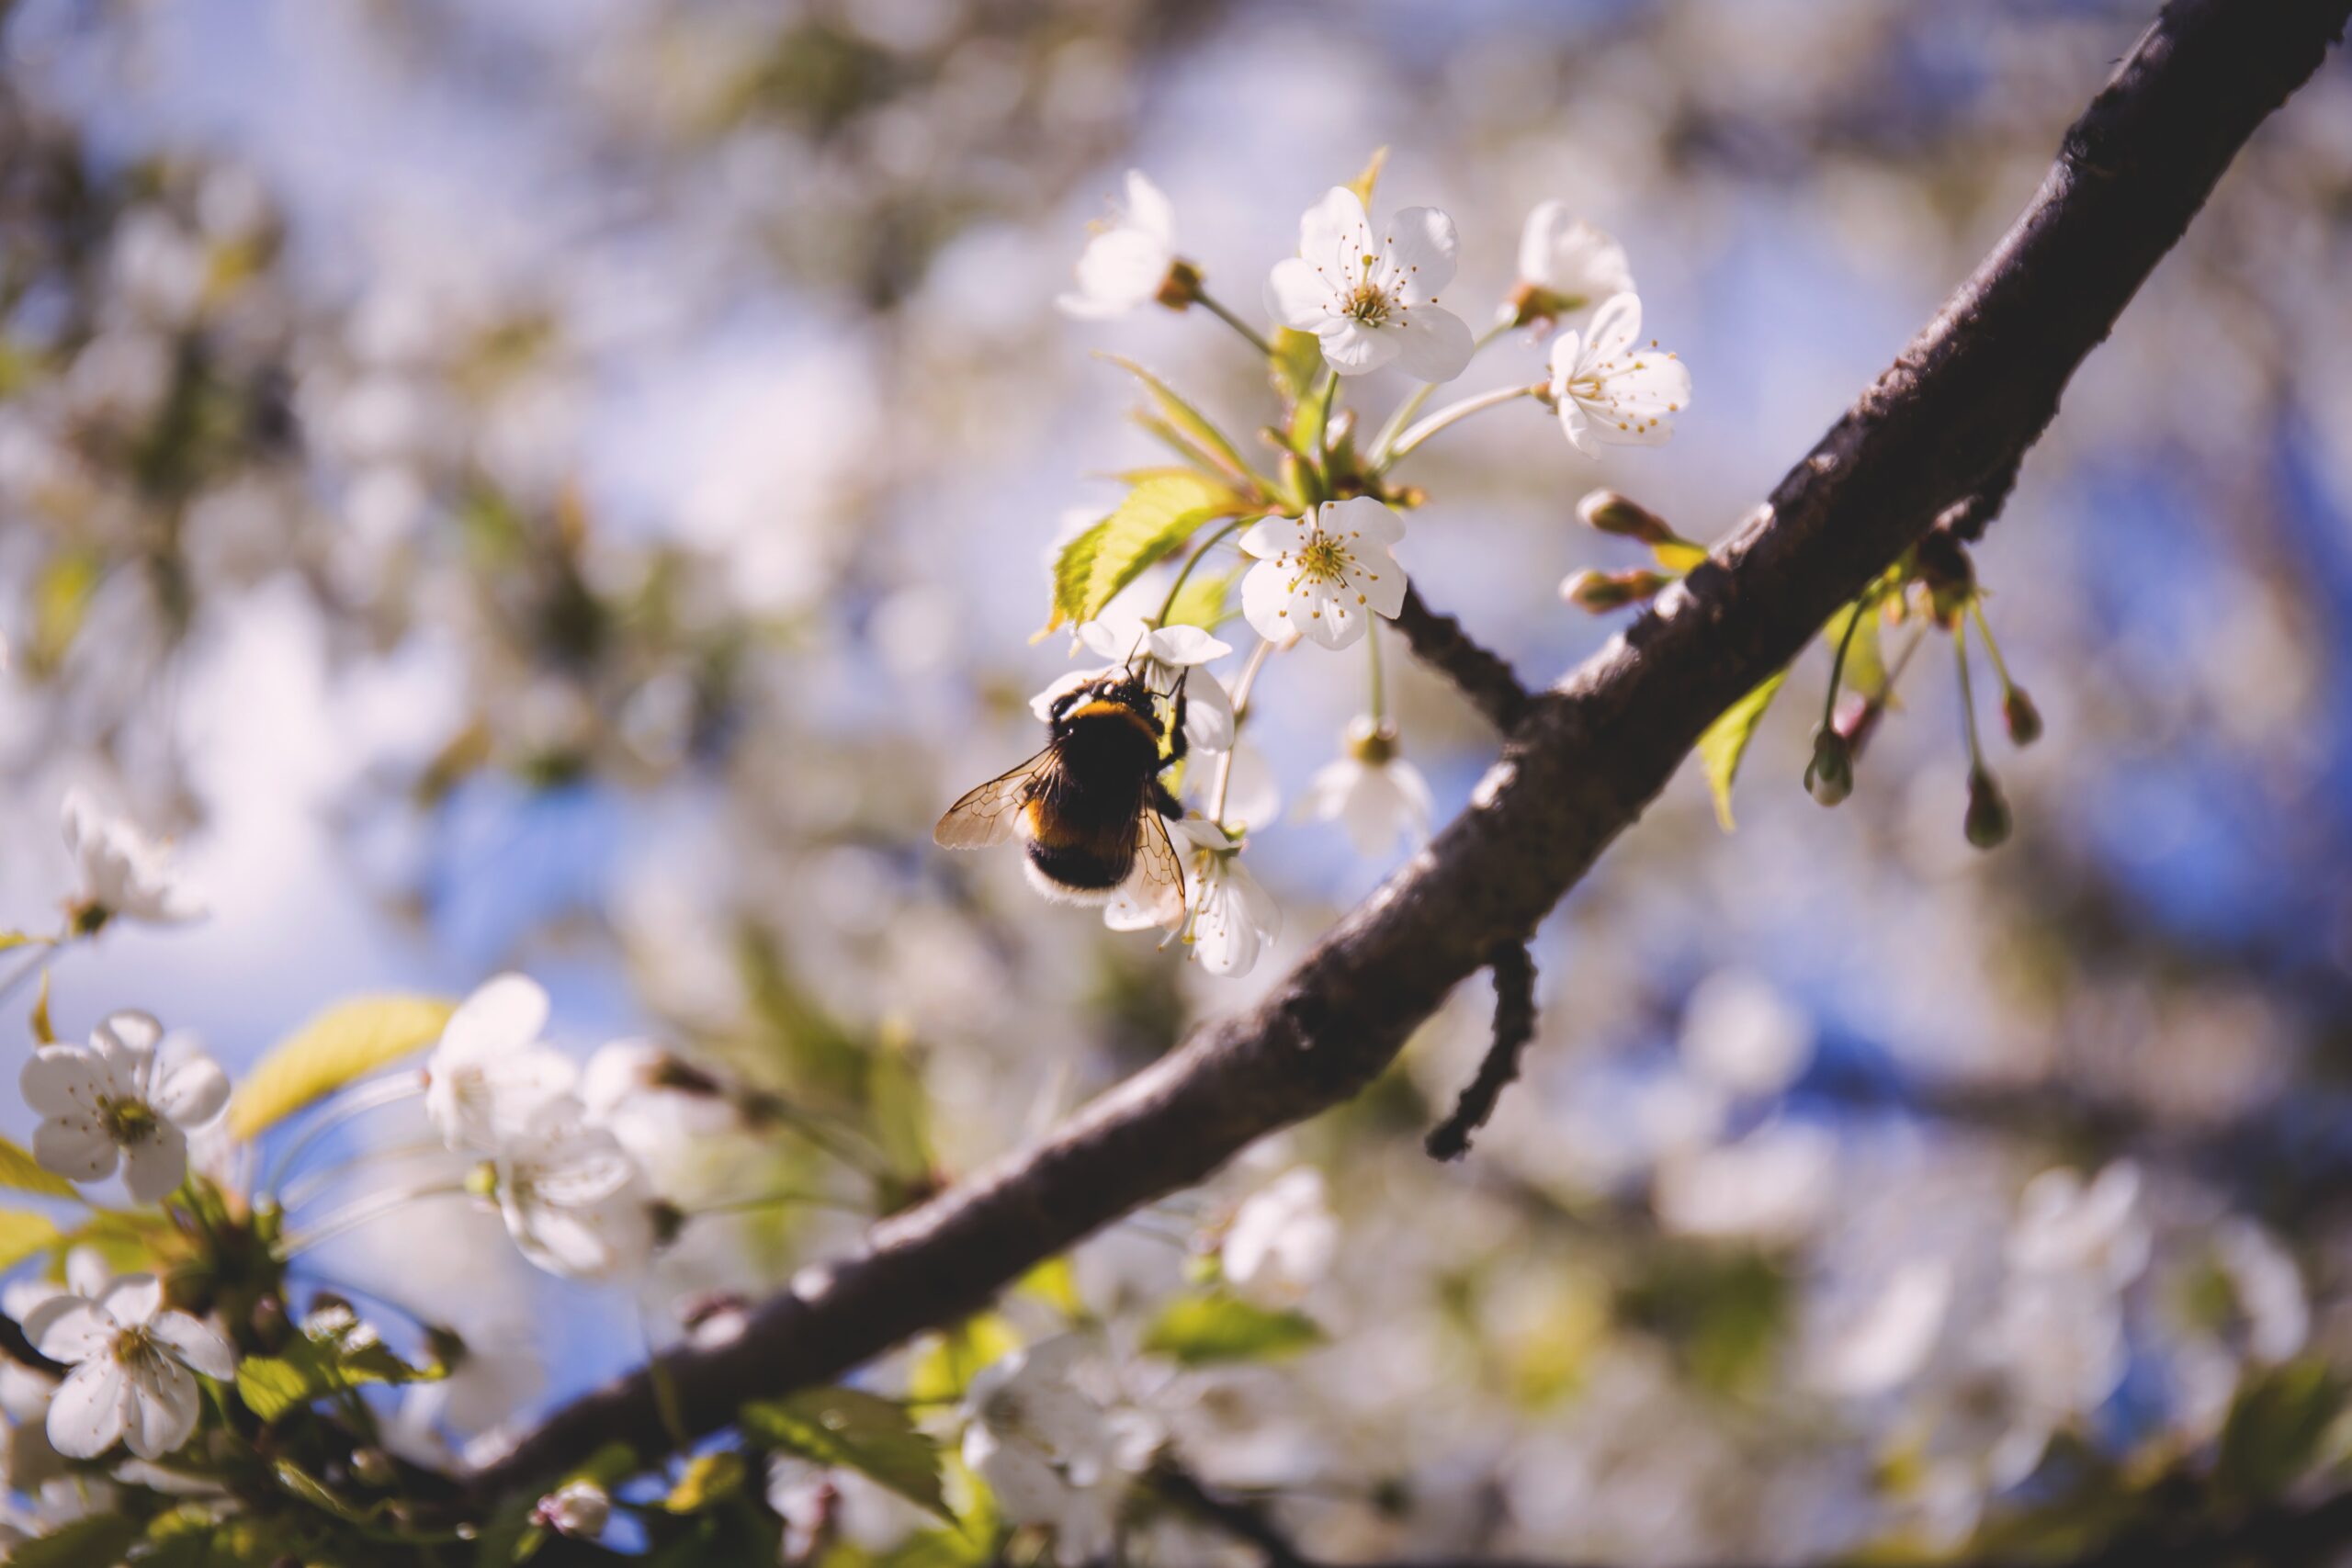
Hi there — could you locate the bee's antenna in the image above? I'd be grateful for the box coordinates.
[1123,625,1150,674]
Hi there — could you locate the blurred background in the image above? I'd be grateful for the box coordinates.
[3,0,2351,1560]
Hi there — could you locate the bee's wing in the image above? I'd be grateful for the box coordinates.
[1122,809,1189,930]
[934,748,1055,850]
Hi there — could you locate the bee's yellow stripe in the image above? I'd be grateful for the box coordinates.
[1071,701,1159,741]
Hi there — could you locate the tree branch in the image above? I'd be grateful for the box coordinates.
[471,0,2352,1498]
[1423,942,1538,1161]
[1391,584,1533,732]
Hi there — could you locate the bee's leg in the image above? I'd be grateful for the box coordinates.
[1163,676,1190,767]
[1047,687,1086,732]
[1150,780,1185,819]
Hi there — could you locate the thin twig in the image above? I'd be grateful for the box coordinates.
[1390,585,1532,733]
[1424,942,1539,1161]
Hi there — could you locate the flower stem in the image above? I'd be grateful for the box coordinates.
[1823,601,1869,728]
[684,1190,869,1222]
[1382,382,1542,467]
[277,1138,452,1216]
[1317,371,1340,463]
[276,1179,475,1260]
[263,1072,429,1200]
[1154,517,1249,626]
[1208,637,1278,827]
[1952,621,1987,771]
[1369,321,1510,466]
[1192,288,1272,357]
[1366,617,1387,727]
[1968,601,2017,694]
[0,938,63,1009]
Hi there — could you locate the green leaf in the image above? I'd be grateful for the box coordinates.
[664,1450,746,1513]
[1649,539,1710,574]
[0,1210,61,1271]
[908,1313,1021,1407]
[1823,599,1890,701]
[1141,1291,1326,1366]
[1696,670,1791,833]
[1269,328,1322,404]
[0,931,45,952]
[1618,1247,1791,1396]
[235,1356,313,1423]
[743,1386,950,1518]
[1344,145,1389,212]
[1164,562,1238,634]
[1016,1256,1084,1319]
[11,1514,141,1568]
[1100,355,1261,490]
[866,1025,934,1187]
[0,1135,76,1200]
[236,1312,437,1421]
[2217,1358,2343,1504]
[228,994,456,1141]
[1046,472,1243,632]
[1286,371,1332,457]
[28,547,101,675]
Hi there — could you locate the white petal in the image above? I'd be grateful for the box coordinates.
[119,1355,198,1460]
[1583,291,1644,364]
[1167,817,1233,852]
[1030,667,1110,726]
[27,1299,116,1364]
[1298,758,1364,825]
[1383,206,1459,294]
[1216,745,1282,833]
[32,1119,119,1185]
[1321,495,1405,548]
[152,1053,230,1129]
[19,1046,109,1119]
[1238,558,1298,645]
[1295,581,1365,650]
[98,1276,164,1329]
[1546,329,1585,393]
[963,1426,1070,1528]
[1179,673,1236,752]
[1295,186,1374,276]
[119,1123,189,1204]
[149,1311,237,1381]
[1311,318,1396,377]
[1386,759,1435,839]
[1388,305,1475,384]
[1263,257,1331,333]
[1558,398,1599,457]
[437,973,550,1067]
[1075,620,1133,662]
[1519,205,1634,299]
[44,1362,129,1459]
[1231,861,1282,946]
[1518,200,1571,284]
[1067,228,1169,316]
[1143,625,1228,665]
[1236,513,1310,562]
[1360,551,1408,620]
[96,1011,164,1058]
[1121,170,1174,244]
[63,1247,112,1300]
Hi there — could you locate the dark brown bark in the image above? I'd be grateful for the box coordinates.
[1423,942,1538,1161]
[472,0,2352,1502]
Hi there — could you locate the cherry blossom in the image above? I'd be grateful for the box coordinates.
[1296,718,1433,854]
[1170,818,1281,977]
[1032,615,1235,752]
[26,1275,236,1460]
[60,787,206,929]
[1238,497,1408,652]
[425,973,579,1153]
[493,1100,661,1282]
[1265,186,1473,380]
[1057,171,1182,320]
[1545,292,1691,454]
[1512,203,1634,324]
[23,1013,229,1203]
[1222,1168,1339,1303]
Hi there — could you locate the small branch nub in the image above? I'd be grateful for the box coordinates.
[1424,942,1539,1161]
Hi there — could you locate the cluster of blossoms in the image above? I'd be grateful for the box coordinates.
[1027,166,1692,976]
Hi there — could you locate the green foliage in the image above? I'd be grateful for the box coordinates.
[742,1385,951,1517]
[1100,355,1262,491]
[1618,1248,1791,1395]
[1163,562,1238,634]
[235,1310,438,1423]
[0,1134,77,1199]
[1696,670,1790,832]
[664,1450,748,1512]
[229,994,456,1140]
[2217,1358,2344,1504]
[0,1210,62,1270]
[1046,471,1244,632]
[12,1514,141,1568]
[1345,145,1389,211]
[1269,328,1322,404]
[1140,1290,1326,1366]
[907,1313,1021,1407]
[1824,598,1891,700]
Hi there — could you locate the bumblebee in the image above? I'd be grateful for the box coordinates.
[934,667,1188,926]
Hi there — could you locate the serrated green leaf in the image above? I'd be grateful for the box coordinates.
[1344,146,1389,212]
[1696,670,1791,833]
[1100,355,1261,491]
[1140,1291,1325,1366]
[1269,328,1322,404]
[664,1450,746,1513]
[2217,1358,2343,1504]
[1046,472,1243,632]
[228,994,456,1141]
[0,1210,61,1271]
[0,1135,76,1200]
[743,1386,950,1518]
[11,1513,141,1568]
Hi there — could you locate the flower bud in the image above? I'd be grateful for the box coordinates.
[2002,685,2042,747]
[1805,726,1853,807]
[1964,767,2011,850]
[1576,489,1676,547]
[1911,532,1976,626]
[1503,280,1587,330]
[1560,568,1670,613]
[351,1447,397,1488]
[536,1481,611,1539]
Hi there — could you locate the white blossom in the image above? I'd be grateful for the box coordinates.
[962,1337,1157,1568]
[1815,1259,1952,1398]
[1057,171,1180,320]
[1514,204,1635,320]
[2007,1162,2150,1288]
[0,1248,112,1426]
[1297,719,1432,855]
[25,1275,236,1461]
[1238,496,1407,652]
[1264,186,1474,380]
[1223,1168,1339,1303]
[425,973,579,1153]
[1545,293,1690,455]
[1677,970,1814,1100]
[1654,1122,1835,1245]
[22,1013,230,1203]
[1032,615,1235,752]
[61,787,206,927]
[494,1100,661,1282]
[536,1480,611,1538]
[1170,818,1281,977]
[2212,1218,2309,1365]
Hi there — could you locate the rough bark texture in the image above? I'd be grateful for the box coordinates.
[474,0,2352,1499]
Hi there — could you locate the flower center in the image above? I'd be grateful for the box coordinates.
[1340,280,1392,325]
[99,1096,158,1145]
[110,1323,159,1368]
[1297,535,1351,582]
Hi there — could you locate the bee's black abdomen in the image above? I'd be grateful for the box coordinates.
[1025,838,1133,895]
